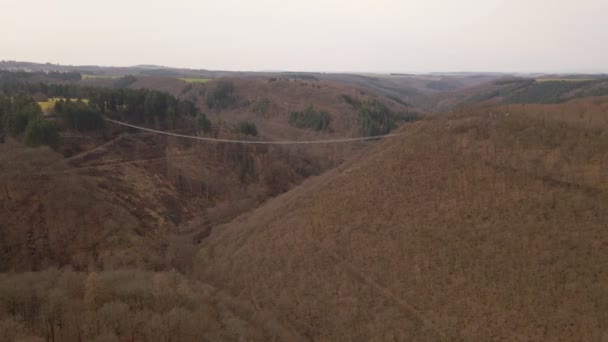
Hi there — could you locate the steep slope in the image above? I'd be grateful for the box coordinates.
[0,139,189,271]
[197,98,608,340]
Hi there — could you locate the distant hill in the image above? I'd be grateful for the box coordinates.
[132,64,168,69]
[0,60,508,105]
[414,77,608,111]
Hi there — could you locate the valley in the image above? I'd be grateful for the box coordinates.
[0,65,607,341]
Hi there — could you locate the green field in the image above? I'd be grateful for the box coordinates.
[82,74,121,80]
[179,77,210,83]
[38,98,89,114]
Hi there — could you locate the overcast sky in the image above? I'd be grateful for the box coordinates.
[1,0,607,73]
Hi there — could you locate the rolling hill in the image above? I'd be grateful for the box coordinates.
[414,77,608,112]
[196,97,608,341]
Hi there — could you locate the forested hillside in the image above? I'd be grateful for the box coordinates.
[2,67,608,340]
[197,97,608,341]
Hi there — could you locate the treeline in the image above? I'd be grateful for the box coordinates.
[1,70,200,125]
[54,100,105,131]
[0,70,81,85]
[0,95,60,148]
[1,72,80,98]
[341,95,420,136]
[0,70,208,150]
[0,269,284,341]
[87,88,198,126]
[288,105,331,131]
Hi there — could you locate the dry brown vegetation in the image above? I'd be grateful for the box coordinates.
[197,97,608,341]
[0,269,298,341]
[200,77,413,140]
[0,128,363,273]
[0,139,178,271]
[3,69,608,340]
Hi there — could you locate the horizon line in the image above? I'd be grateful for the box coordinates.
[1,59,607,76]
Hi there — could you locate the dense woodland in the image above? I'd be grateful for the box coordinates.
[0,71,207,150]
[0,95,60,148]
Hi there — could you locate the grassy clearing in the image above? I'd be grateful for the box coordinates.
[38,98,89,114]
[179,77,210,83]
[82,74,121,80]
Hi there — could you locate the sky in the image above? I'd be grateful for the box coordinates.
[1,0,607,73]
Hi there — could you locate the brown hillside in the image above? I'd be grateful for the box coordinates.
[0,139,190,271]
[192,77,413,140]
[197,98,608,341]
[0,125,371,272]
[0,269,302,341]
[2,72,413,273]
[197,77,416,174]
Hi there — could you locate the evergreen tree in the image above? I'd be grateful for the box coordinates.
[23,119,60,149]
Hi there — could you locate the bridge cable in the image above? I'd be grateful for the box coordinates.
[105,118,404,145]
